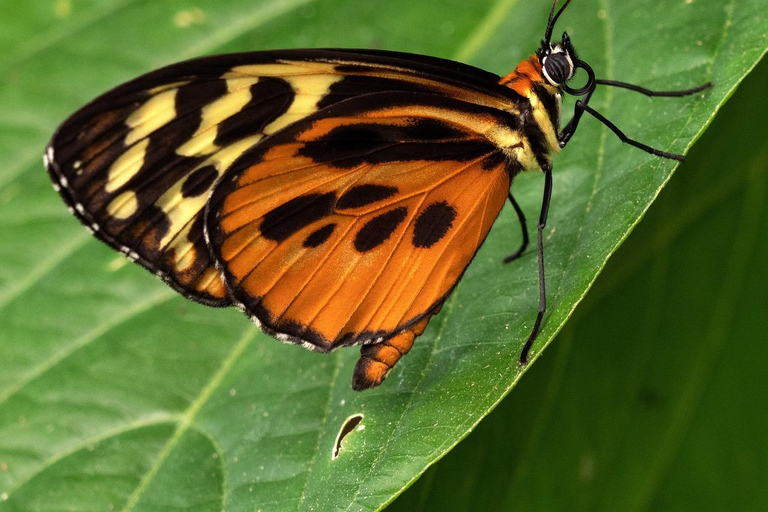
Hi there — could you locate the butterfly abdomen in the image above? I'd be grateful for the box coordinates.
[352,310,435,390]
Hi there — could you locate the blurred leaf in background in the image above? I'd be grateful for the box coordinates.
[391,58,768,512]
[0,0,765,511]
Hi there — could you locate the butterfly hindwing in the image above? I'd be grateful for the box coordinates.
[45,50,519,305]
[207,92,522,351]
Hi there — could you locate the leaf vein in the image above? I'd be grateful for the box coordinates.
[0,289,174,407]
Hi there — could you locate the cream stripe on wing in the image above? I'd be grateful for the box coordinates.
[106,190,139,220]
[262,74,343,135]
[176,77,260,157]
[125,88,178,145]
[105,138,149,193]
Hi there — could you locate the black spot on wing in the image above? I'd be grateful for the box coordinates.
[354,207,408,253]
[299,120,496,169]
[260,192,337,242]
[337,184,398,210]
[316,75,435,109]
[181,165,218,198]
[215,77,294,146]
[303,224,336,248]
[413,201,457,248]
[409,118,468,140]
[142,79,228,167]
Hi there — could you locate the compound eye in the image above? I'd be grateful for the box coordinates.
[543,53,572,85]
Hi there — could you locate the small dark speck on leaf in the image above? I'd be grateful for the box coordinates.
[332,414,364,460]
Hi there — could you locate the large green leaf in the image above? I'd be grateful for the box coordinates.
[390,57,768,512]
[0,1,765,511]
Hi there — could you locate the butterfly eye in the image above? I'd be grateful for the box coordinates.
[542,52,572,86]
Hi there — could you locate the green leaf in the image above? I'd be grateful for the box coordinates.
[389,56,768,512]
[0,1,765,511]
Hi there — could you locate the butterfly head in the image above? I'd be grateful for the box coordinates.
[538,34,575,87]
[537,32,595,96]
[537,0,596,96]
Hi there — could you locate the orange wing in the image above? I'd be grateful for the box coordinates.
[207,92,520,351]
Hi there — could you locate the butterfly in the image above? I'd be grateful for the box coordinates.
[45,0,710,390]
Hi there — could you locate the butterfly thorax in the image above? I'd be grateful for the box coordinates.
[499,56,562,170]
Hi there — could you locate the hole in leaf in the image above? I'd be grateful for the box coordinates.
[332,414,364,460]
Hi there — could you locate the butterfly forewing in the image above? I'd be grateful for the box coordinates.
[45,50,518,305]
[207,92,517,351]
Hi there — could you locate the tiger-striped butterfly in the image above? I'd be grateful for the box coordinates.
[45,0,710,390]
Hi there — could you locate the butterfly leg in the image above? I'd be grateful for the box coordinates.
[519,166,553,365]
[352,310,438,391]
[558,87,595,148]
[576,102,686,161]
[503,192,529,264]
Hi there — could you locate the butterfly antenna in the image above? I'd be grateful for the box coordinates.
[594,79,713,97]
[543,0,573,46]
